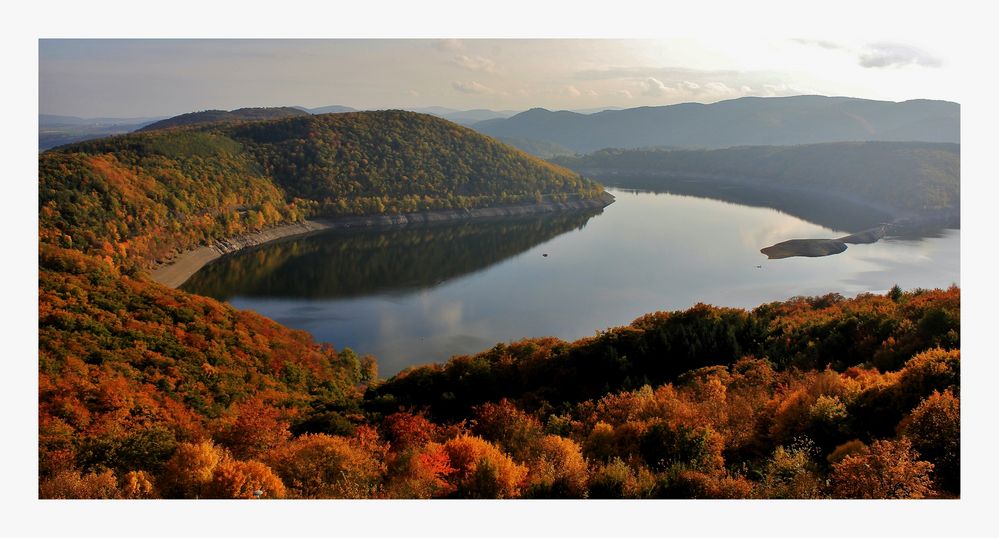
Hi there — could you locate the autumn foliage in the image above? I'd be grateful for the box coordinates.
[441,435,528,499]
[830,438,935,499]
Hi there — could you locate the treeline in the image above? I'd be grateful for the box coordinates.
[552,142,959,213]
[40,110,601,269]
[367,287,958,420]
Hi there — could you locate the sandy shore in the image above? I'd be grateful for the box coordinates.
[149,193,615,288]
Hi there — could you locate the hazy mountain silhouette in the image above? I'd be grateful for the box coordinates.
[138,107,309,131]
[299,105,358,114]
[474,95,959,153]
[39,114,164,151]
[554,141,959,224]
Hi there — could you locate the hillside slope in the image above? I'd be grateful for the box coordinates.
[40,110,602,269]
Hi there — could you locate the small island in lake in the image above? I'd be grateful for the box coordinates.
[761,224,890,259]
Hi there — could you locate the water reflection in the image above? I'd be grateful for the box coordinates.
[182,209,604,300]
[599,176,896,233]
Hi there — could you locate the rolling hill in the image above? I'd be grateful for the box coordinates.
[41,110,604,269]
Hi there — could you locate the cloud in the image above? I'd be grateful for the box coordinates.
[451,80,496,95]
[433,39,463,52]
[759,83,804,97]
[858,43,942,68]
[793,38,942,69]
[678,80,701,91]
[791,38,845,50]
[452,54,497,73]
[704,82,740,96]
[642,77,671,96]
[644,78,713,97]
[615,89,633,99]
[407,89,420,97]
[575,66,740,81]
[577,65,793,100]
[565,85,582,97]
[641,78,791,101]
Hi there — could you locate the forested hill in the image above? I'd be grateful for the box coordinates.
[137,107,310,131]
[474,95,959,153]
[40,110,603,270]
[552,141,960,214]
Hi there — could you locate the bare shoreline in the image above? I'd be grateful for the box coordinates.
[149,194,615,288]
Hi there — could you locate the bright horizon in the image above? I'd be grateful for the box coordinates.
[39,38,960,119]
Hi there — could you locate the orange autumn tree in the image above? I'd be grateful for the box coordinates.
[830,438,935,499]
[264,433,385,498]
[206,459,286,499]
[384,442,456,499]
[442,435,528,499]
[39,469,120,499]
[159,440,225,499]
[898,389,960,493]
[214,399,292,460]
[587,457,656,499]
[119,470,157,499]
[525,435,590,498]
[472,399,544,460]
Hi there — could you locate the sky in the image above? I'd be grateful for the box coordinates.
[39,38,960,118]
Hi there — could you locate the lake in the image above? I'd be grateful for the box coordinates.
[182,185,960,376]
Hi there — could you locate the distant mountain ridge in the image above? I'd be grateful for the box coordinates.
[553,141,960,215]
[39,115,165,151]
[291,105,519,125]
[40,114,164,127]
[138,107,309,131]
[474,95,959,153]
[297,105,358,115]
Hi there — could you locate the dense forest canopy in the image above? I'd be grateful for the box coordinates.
[40,110,602,269]
[229,111,602,213]
[553,141,960,214]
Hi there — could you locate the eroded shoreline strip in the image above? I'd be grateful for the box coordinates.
[149,193,615,288]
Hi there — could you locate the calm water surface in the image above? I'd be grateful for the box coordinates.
[183,187,960,375]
